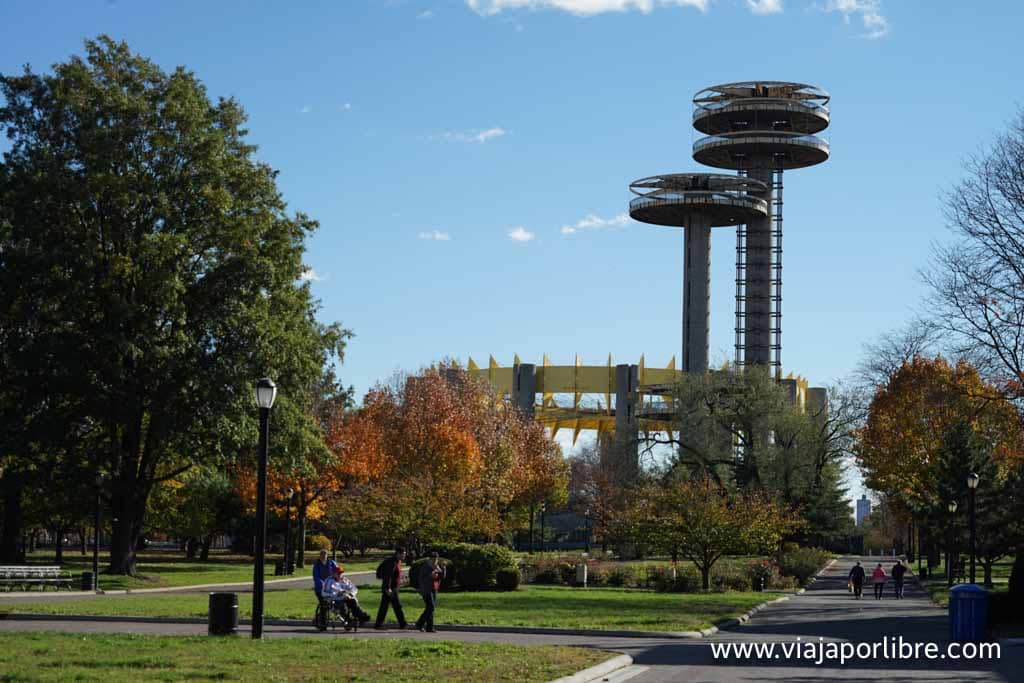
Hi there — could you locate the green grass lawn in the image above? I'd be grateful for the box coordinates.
[19,549,380,591]
[0,631,607,682]
[917,557,1014,607]
[1,584,769,633]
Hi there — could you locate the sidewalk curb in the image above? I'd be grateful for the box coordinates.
[999,638,1024,647]
[717,557,834,632]
[548,654,634,683]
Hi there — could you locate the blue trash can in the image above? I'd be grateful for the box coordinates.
[949,584,988,642]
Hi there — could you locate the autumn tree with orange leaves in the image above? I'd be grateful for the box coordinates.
[320,364,568,552]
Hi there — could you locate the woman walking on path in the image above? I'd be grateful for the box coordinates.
[872,563,887,600]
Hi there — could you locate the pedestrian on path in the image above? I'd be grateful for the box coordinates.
[848,561,865,599]
[872,563,887,600]
[374,547,408,630]
[891,560,906,599]
[414,551,445,633]
[312,550,337,602]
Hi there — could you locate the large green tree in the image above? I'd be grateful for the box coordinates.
[0,37,348,572]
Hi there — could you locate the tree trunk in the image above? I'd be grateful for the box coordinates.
[700,565,710,591]
[0,475,24,563]
[54,527,65,564]
[296,507,307,568]
[200,534,213,561]
[983,561,994,588]
[185,537,198,560]
[79,526,87,555]
[107,495,143,575]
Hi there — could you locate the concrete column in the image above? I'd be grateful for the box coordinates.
[682,213,711,373]
[745,166,773,368]
[512,363,536,418]
[614,364,639,482]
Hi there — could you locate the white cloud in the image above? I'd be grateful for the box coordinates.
[560,212,630,235]
[300,105,312,114]
[824,0,889,39]
[418,230,451,241]
[508,226,535,242]
[467,0,707,16]
[745,0,782,14]
[431,127,507,143]
[299,268,326,282]
[418,9,435,19]
[340,103,353,112]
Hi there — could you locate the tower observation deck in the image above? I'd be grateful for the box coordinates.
[630,81,830,377]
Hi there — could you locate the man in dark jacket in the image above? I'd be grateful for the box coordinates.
[414,552,445,633]
[891,560,907,599]
[848,561,865,599]
[374,548,408,629]
[312,550,337,601]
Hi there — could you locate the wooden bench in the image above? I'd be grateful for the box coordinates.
[0,566,76,591]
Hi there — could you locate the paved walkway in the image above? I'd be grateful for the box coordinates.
[0,557,1019,682]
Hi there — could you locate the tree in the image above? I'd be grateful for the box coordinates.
[630,477,797,590]
[0,37,349,573]
[924,109,1024,398]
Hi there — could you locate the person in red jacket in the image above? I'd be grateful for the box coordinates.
[871,563,888,600]
[374,547,408,629]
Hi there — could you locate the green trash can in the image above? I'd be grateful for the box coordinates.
[208,592,238,636]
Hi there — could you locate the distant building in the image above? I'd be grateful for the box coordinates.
[856,494,871,526]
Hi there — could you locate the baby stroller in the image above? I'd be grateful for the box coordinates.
[314,589,360,632]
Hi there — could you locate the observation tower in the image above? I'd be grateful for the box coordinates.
[693,81,830,376]
[628,174,767,373]
[629,81,830,378]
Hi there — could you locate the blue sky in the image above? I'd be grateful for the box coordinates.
[3,1,1022,499]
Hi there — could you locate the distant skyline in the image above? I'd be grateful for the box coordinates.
[4,1,1023,507]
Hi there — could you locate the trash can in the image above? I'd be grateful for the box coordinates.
[949,584,988,642]
[575,563,587,588]
[208,592,239,636]
[274,561,285,576]
[80,572,94,591]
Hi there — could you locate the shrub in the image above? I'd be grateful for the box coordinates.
[746,559,775,591]
[777,547,831,583]
[654,566,702,593]
[427,543,513,590]
[558,562,577,586]
[712,572,751,592]
[587,567,608,587]
[495,566,521,591]
[768,573,797,590]
[607,567,633,587]
[533,567,561,584]
[306,534,332,552]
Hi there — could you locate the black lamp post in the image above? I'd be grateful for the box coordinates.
[967,472,979,585]
[540,501,547,554]
[284,488,294,575]
[947,500,958,588]
[252,377,277,639]
[584,508,591,554]
[93,474,104,592]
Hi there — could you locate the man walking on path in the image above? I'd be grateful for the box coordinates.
[872,563,887,600]
[414,552,445,633]
[891,559,906,599]
[374,548,408,630]
[311,550,337,602]
[848,561,865,599]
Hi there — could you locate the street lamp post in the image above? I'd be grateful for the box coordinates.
[584,508,591,554]
[540,502,547,554]
[967,472,979,585]
[252,378,277,640]
[284,488,294,575]
[93,474,104,592]
[947,501,958,588]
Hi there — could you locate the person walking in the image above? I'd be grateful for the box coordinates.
[374,547,408,629]
[312,549,337,602]
[891,560,906,599]
[848,561,866,599]
[872,562,887,600]
[414,552,445,633]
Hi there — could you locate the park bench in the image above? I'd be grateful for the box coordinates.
[0,566,76,592]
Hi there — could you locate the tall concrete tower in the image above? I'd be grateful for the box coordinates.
[628,174,768,373]
[691,82,830,376]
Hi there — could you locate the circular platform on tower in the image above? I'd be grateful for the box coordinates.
[628,173,767,227]
[692,81,830,136]
[692,132,829,170]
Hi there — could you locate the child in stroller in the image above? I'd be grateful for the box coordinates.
[316,565,370,631]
